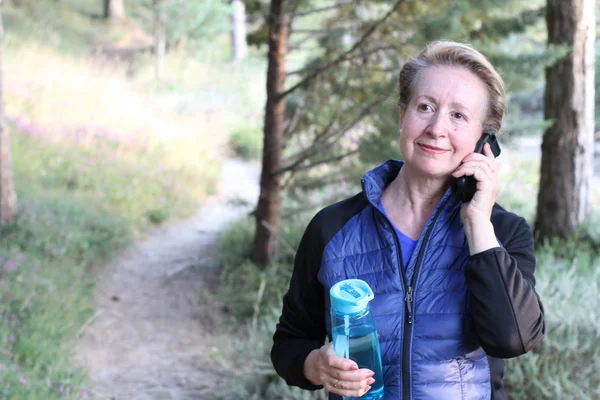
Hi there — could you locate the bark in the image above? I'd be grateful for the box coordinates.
[231,0,248,61]
[0,8,17,224]
[104,0,126,20]
[534,0,595,242]
[153,0,166,81]
[252,0,287,267]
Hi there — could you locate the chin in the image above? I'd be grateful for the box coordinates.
[408,161,453,179]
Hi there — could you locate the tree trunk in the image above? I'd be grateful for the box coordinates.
[231,0,248,61]
[153,0,166,81]
[252,0,287,267]
[534,0,595,242]
[0,7,17,225]
[104,0,126,20]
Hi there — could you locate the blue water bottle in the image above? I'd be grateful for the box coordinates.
[330,279,384,400]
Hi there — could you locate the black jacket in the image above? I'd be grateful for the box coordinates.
[272,161,545,399]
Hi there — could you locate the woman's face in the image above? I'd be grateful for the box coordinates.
[398,65,489,180]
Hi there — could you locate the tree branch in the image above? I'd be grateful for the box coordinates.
[274,94,386,176]
[287,45,395,75]
[315,92,385,145]
[277,0,404,100]
[278,149,360,176]
[286,1,304,33]
[290,1,356,18]
[288,171,350,191]
[284,61,357,145]
[287,30,325,52]
[282,99,307,139]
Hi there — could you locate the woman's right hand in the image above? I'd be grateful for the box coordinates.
[303,342,376,397]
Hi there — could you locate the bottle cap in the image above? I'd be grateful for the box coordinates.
[330,279,374,314]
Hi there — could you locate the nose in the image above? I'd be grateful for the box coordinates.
[426,112,449,138]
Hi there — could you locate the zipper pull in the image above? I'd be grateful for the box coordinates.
[405,286,413,325]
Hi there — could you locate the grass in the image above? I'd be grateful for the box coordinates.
[0,195,119,399]
[0,0,266,398]
[504,262,600,399]
[0,122,221,399]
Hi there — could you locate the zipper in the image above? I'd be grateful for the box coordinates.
[361,178,446,400]
[404,286,413,324]
[400,205,445,400]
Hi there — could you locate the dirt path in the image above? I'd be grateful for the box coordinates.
[76,158,260,400]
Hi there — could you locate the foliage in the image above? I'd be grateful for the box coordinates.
[218,213,308,320]
[125,0,231,50]
[0,1,242,398]
[229,125,264,160]
[3,1,108,54]
[504,263,600,399]
[0,195,125,399]
[0,106,218,397]
[164,0,231,44]
[0,114,220,399]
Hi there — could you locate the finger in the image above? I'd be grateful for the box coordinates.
[452,160,496,180]
[331,384,373,398]
[482,142,495,158]
[333,368,375,382]
[461,151,488,163]
[329,376,374,392]
[324,346,358,371]
[452,164,495,184]
[454,158,495,174]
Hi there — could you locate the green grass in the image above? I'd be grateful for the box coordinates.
[0,0,242,397]
[0,126,216,398]
[504,259,600,399]
[12,132,209,234]
[0,198,114,399]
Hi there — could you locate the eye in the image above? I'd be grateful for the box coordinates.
[417,103,433,112]
[452,112,466,120]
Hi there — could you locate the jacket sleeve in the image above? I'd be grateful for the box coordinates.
[465,217,545,358]
[270,217,327,390]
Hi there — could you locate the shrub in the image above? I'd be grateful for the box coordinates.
[229,126,263,160]
[504,252,600,399]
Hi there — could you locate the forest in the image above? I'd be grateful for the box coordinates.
[0,0,597,399]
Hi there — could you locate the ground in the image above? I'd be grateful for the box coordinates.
[76,158,260,400]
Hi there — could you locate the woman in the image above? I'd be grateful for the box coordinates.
[271,41,545,400]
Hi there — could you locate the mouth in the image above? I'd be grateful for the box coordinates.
[417,144,449,154]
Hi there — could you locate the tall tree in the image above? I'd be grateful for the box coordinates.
[534,0,595,242]
[0,2,16,225]
[231,0,248,61]
[251,0,404,267]
[104,0,126,19]
[252,0,287,267]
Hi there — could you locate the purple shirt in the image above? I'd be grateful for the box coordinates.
[378,199,417,268]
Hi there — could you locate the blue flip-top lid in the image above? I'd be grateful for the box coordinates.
[330,279,374,314]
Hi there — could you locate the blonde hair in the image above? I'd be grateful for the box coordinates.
[398,41,506,134]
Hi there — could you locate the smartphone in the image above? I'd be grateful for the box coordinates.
[455,132,501,203]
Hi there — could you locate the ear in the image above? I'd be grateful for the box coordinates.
[398,108,405,133]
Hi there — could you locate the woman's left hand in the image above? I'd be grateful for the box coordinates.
[452,143,500,224]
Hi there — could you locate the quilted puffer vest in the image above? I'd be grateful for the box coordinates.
[317,160,491,400]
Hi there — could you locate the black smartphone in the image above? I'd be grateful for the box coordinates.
[455,132,501,203]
